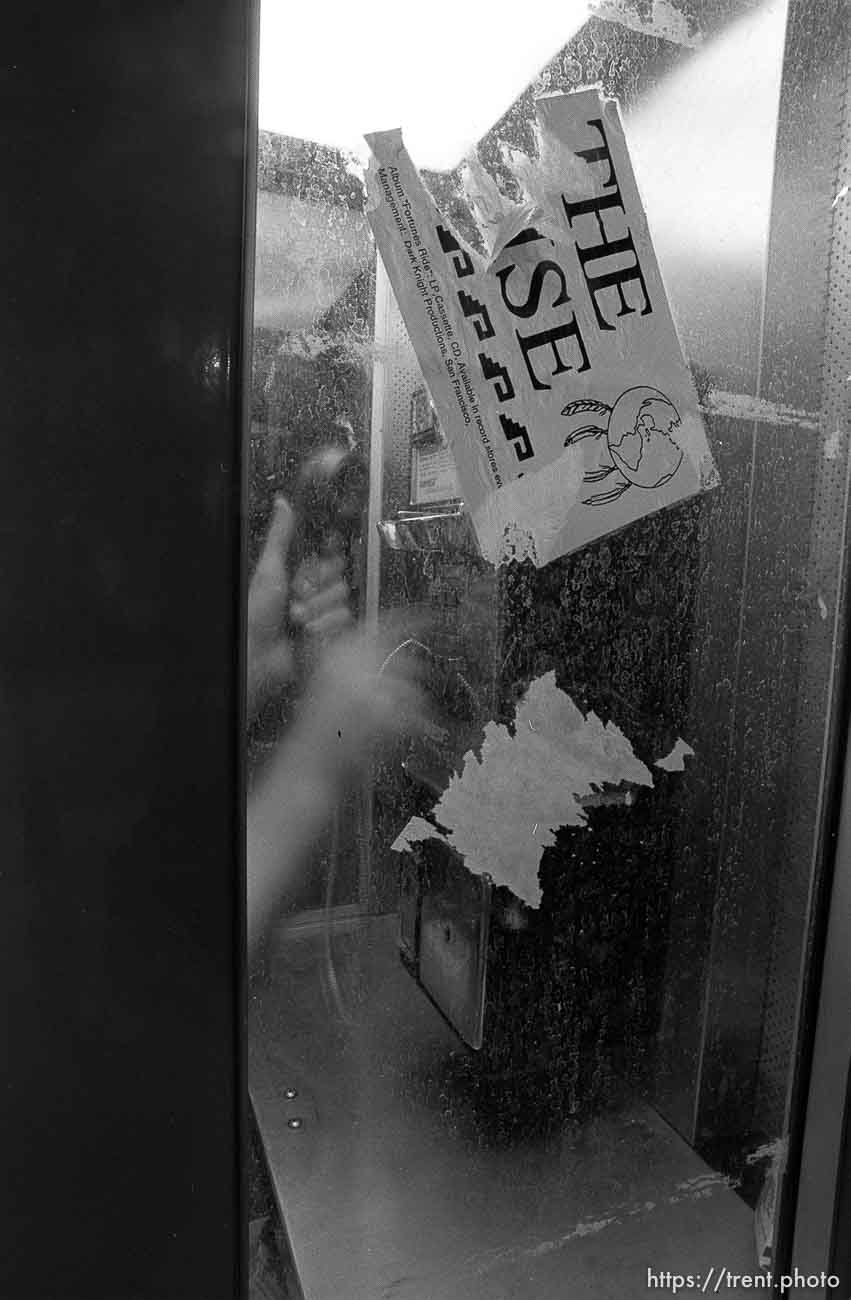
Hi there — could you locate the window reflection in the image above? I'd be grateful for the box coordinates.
[626,1,789,389]
[246,4,847,1298]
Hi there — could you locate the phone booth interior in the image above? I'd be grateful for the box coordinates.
[248,4,851,1297]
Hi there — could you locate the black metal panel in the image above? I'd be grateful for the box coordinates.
[0,5,253,1297]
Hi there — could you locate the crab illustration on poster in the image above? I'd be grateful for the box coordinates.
[562,387,685,507]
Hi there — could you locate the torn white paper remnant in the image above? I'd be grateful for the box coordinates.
[655,738,695,771]
[391,671,653,908]
[824,428,843,461]
[589,0,702,48]
[365,89,718,568]
[390,816,446,855]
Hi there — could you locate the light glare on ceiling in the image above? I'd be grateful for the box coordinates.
[258,1,590,169]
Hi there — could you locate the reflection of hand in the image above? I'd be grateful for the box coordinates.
[296,623,427,784]
[246,497,351,719]
[248,616,429,956]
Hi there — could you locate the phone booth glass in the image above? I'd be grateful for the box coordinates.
[247,5,851,1297]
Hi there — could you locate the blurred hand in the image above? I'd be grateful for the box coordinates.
[295,621,428,785]
[246,496,351,718]
[246,508,430,952]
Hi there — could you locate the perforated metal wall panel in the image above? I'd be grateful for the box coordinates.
[755,22,851,1140]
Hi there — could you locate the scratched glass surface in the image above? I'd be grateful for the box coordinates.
[247,4,849,1298]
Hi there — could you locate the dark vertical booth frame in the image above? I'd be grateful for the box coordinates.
[1,5,257,1298]
[786,3,851,1287]
[790,719,851,1293]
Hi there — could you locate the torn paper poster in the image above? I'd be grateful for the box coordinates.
[589,1,702,49]
[655,737,695,771]
[390,671,654,908]
[753,1139,787,1273]
[365,90,718,568]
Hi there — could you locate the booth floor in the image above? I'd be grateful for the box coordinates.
[249,916,758,1300]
